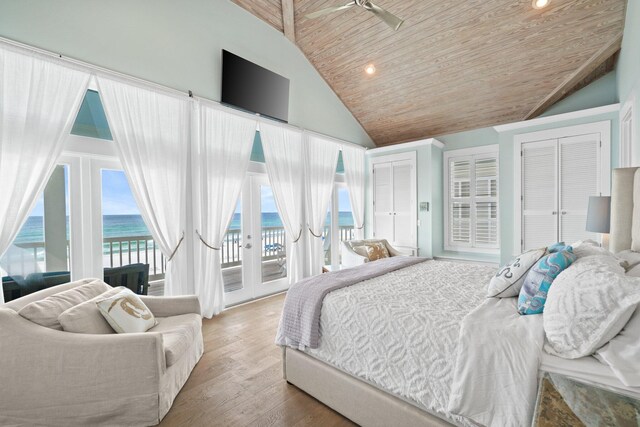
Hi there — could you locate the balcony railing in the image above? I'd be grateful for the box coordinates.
[7,224,355,280]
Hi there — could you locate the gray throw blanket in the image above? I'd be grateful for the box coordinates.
[276,256,428,349]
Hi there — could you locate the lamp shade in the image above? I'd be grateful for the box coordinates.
[586,196,611,234]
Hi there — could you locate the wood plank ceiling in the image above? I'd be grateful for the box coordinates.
[231,0,627,146]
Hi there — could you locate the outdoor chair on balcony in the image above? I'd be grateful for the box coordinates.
[103,263,150,295]
[2,271,72,303]
[2,264,150,303]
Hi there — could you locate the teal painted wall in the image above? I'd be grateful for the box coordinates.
[0,0,373,147]
[414,73,621,264]
[541,71,618,117]
[617,0,640,164]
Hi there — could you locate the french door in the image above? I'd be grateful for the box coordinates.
[223,174,289,306]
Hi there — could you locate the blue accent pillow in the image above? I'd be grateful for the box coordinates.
[548,242,571,253]
[518,248,577,315]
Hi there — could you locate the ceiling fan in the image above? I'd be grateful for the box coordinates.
[305,0,404,31]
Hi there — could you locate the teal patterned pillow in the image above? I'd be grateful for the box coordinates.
[518,248,577,315]
[548,242,571,253]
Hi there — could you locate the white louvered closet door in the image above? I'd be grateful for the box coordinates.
[522,139,558,251]
[392,159,415,247]
[559,134,600,243]
[373,163,394,241]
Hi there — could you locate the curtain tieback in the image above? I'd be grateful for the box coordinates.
[195,229,221,250]
[292,228,303,243]
[308,227,323,238]
[167,232,185,261]
[355,225,365,230]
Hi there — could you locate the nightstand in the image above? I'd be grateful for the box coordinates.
[532,372,640,427]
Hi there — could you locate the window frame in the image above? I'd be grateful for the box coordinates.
[443,145,499,254]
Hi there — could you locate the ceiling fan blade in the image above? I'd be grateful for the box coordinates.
[366,2,404,30]
[305,2,355,20]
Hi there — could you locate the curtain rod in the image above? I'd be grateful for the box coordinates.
[0,36,368,152]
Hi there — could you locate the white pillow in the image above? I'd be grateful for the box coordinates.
[627,264,640,278]
[58,287,124,334]
[96,288,157,333]
[544,255,640,359]
[570,239,613,259]
[595,309,640,387]
[617,250,640,273]
[487,248,546,298]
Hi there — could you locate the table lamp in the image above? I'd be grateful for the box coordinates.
[586,196,611,248]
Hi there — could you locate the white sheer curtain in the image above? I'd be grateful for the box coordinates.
[260,121,305,285]
[342,144,366,239]
[192,103,256,317]
[96,77,191,297]
[0,46,90,303]
[304,134,339,276]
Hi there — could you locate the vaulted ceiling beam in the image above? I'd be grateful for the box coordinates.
[281,0,295,43]
[525,32,623,120]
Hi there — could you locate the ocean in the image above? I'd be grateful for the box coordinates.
[14,212,355,244]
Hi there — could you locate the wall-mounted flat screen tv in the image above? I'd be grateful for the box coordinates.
[221,50,290,123]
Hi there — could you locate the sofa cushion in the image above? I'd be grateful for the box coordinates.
[58,287,124,334]
[18,279,111,330]
[96,288,157,333]
[149,314,202,367]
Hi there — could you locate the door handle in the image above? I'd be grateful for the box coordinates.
[561,211,567,215]
[244,243,252,249]
[552,211,557,215]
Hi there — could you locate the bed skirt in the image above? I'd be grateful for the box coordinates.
[282,347,453,427]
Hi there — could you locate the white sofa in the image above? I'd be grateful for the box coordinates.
[0,279,203,426]
[341,238,406,267]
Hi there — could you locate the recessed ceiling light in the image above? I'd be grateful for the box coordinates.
[532,0,550,9]
[365,64,376,75]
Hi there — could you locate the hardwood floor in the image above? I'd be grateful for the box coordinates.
[159,293,356,427]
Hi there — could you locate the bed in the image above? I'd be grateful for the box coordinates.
[278,167,640,427]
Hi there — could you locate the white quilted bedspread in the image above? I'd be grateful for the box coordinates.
[305,260,496,426]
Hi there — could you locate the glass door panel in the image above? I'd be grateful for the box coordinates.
[222,199,243,293]
[1,165,71,302]
[338,186,354,264]
[260,184,287,285]
[323,203,332,266]
[101,169,158,294]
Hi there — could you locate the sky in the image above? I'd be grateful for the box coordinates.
[30,169,352,217]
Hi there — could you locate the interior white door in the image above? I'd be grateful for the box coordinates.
[392,160,416,247]
[373,163,394,241]
[521,139,558,251]
[559,133,600,244]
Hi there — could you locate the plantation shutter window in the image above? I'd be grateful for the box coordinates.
[474,157,498,246]
[449,159,471,245]
[445,147,499,252]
